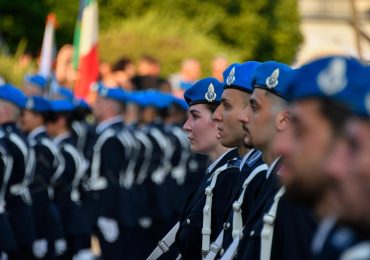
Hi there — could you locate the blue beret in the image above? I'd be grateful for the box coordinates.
[223,61,261,93]
[49,100,75,112]
[126,91,147,107]
[287,56,370,117]
[252,61,293,100]
[184,77,223,106]
[97,85,128,103]
[0,83,27,108]
[74,98,90,110]
[24,74,47,89]
[56,86,74,101]
[172,97,189,110]
[25,96,51,112]
[146,91,174,109]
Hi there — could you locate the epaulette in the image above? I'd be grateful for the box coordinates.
[246,150,263,167]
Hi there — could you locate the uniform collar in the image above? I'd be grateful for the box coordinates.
[96,116,122,134]
[266,156,282,178]
[207,148,234,174]
[53,132,71,146]
[239,148,255,171]
[27,126,46,142]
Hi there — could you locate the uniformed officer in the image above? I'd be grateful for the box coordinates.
[234,61,316,260]
[20,96,66,259]
[46,99,92,259]
[82,85,128,259]
[23,74,48,96]
[0,83,36,259]
[326,77,370,258]
[148,77,239,259]
[207,62,268,259]
[274,56,369,259]
[0,131,18,259]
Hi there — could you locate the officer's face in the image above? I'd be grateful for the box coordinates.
[183,104,220,155]
[20,110,43,133]
[326,118,370,232]
[212,89,249,148]
[241,88,277,151]
[277,99,334,206]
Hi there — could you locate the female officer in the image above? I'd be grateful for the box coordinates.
[175,77,240,259]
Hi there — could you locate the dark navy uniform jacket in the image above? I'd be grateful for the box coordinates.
[2,122,36,248]
[82,117,125,229]
[53,133,90,237]
[220,149,267,255]
[175,148,240,259]
[27,127,64,242]
[0,135,17,252]
[236,158,316,260]
[311,218,363,260]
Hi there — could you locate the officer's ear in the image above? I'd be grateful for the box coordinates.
[275,109,291,132]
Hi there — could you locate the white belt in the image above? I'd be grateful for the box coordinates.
[202,164,228,258]
[232,164,268,240]
[260,187,285,260]
[147,222,180,260]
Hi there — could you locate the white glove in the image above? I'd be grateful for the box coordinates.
[1,252,8,260]
[97,217,119,243]
[72,249,95,260]
[33,239,48,259]
[55,239,67,256]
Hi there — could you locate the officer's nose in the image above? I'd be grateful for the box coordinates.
[237,105,249,124]
[183,117,191,132]
[212,105,222,122]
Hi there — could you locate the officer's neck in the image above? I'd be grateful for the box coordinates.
[238,145,250,157]
[208,144,230,162]
[262,149,279,166]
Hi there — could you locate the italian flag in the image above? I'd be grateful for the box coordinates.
[73,0,99,100]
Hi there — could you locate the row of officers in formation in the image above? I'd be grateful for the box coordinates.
[0,54,370,260]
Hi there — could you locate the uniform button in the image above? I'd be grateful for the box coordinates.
[226,223,230,229]
[250,230,255,236]
[186,219,190,224]
[220,249,225,256]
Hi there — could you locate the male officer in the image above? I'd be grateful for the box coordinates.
[82,85,128,259]
[20,96,66,259]
[325,76,370,259]
[0,83,36,259]
[234,61,316,260]
[275,56,368,259]
[46,99,92,260]
[208,62,268,258]
[23,74,48,96]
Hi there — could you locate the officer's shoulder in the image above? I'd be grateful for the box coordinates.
[227,157,241,169]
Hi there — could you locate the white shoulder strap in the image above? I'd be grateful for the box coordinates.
[147,222,180,260]
[220,236,240,260]
[205,230,224,260]
[340,241,370,260]
[202,163,228,258]
[232,164,268,240]
[260,186,286,260]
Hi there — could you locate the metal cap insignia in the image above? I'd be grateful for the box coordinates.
[266,68,279,89]
[205,83,217,102]
[226,67,236,86]
[25,98,34,109]
[317,58,348,95]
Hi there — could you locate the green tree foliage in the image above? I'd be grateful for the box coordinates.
[0,0,302,70]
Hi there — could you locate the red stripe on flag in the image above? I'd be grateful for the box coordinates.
[74,44,99,99]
